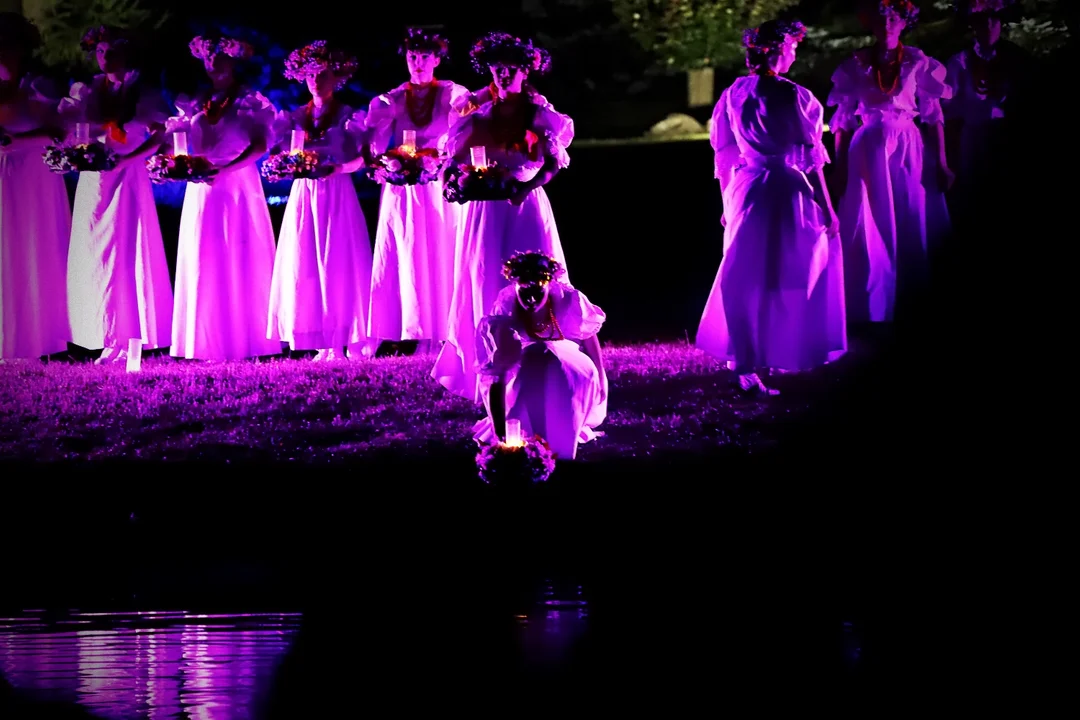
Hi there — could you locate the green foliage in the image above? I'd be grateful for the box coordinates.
[23,0,166,71]
[611,0,799,72]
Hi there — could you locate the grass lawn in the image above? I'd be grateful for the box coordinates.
[0,342,853,466]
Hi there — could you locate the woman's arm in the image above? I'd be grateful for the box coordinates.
[831,128,851,197]
[508,155,559,206]
[929,121,955,191]
[220,137,267,171]
[807,166,840,236]
[1,125,64,150]
[582,334,607,399]
[114,126,166,169]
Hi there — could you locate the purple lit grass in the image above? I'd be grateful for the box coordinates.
[0,343,836,463]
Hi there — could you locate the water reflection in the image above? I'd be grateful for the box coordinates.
[519,580,588,668]
[0,610,300,719]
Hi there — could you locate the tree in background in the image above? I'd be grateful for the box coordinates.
[22,0,165,71]
[611,0,798,106]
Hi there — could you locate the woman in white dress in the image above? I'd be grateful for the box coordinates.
[475,251,606,460]
[696,20,846,395]
[167,34,281,361]
[828,0,954,324]
[268,41,371,362]
[0,13,70,361]
[431,32,575,403]
[60,25,173,366]
[363,28,469,353]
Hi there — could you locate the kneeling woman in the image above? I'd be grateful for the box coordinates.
[475,251,606,460]
[696,20,846,394]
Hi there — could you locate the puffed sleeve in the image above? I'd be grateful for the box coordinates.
[943,52,966,120]
[235,89,277,143]
[439,82,473,152]
[710,87,741,183]
[165,93,199,134]
[915,52,951,126]
[25,75,64,125]
[531,96,574,169]
[57,81,92,119]
[364,90,397,153]
[826,56,860,133]
[133,84,171,128]
[268,107,296,150]
[343,107,368,161]
[792,84,830,173]
[557,285,605,341]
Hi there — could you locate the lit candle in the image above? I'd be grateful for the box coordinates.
[470,146,487,169]
[401,129,416,154]
[290,129,305,155]
[173,131,188,156]
[74,122,90,144]
[126,338,142,373]
[505,418,523,447]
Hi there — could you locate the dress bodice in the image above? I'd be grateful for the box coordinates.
[365,80,470,153]
[273,101,366,164]
[58,72,170,156]
[166,86,276,166]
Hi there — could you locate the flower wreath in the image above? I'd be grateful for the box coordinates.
[742,20,807,68]
[80,25,131,55]
[469,32,551,75]
[877,0,920,24]
[283,40,358,90]
[189,35,254,62]
[503,251,564,284]
[398,27,450,58]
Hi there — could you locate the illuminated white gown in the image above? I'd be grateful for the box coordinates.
[474,282,606,460]
[432,89,575,403]
[166,87,281,360]
[268,103,372,352]
[60,72,173,354]
[0,75,71,359]
[828,46,952,323]
[365,80,469,343]
[697,74,846,372]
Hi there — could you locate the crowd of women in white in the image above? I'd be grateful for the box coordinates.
[0,0,1017,451]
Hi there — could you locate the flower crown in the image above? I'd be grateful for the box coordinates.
[503,251,564,284]
[189,35,254,62]
[878,0,920,24]
[80,25,130,54]
[399,27,450,58]
[284,41,358,89]
[742,20,806,67]
[470,32,551,75]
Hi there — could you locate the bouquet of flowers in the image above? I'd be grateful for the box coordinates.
[42,142,117,173]
[146,153,215,183]
[260,150,323,182]
[475,434,556,485]
[443,162,519,204]
[368,147,443,186]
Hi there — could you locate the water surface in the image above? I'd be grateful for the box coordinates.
[0,610,300,719]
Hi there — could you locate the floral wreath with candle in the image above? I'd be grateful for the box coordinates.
[469,31,551,75]
[398,26,450,59]
[188,35,254,62]
[502,250,564,285]
[283,40,358,91]
[742,20,806,72]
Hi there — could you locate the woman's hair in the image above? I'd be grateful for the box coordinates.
[503,251,564,284]
[189,34,254,62]
[742,19,806,71]
[0,12,42,58]
[862,0,920,26]
[469,32,551,75]
[284,40,358,89]
[398,27,449,58]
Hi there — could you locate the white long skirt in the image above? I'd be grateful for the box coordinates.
[171,164,281,360]
[268,174,371,350]
[431,188,568,403]
[839,116,950,323]
[474,340,605,460]
[696,161,847,371]
[367,179,459,342]
[0,143,72,359]
[67,163,173,351]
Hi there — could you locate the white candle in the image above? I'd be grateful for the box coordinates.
[290,129,305,154]
[470,146,487,169]
[401,129,416,153]
[126,338,142,373]
[173,131,188,156]
[505,418,523,447]
[75,122,90,144]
